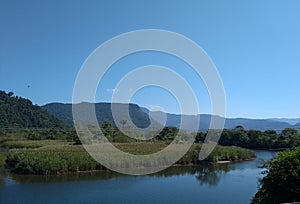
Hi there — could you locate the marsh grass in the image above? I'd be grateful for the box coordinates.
[5,141,255,175]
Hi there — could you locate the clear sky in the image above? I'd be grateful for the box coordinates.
[1,0,300,118]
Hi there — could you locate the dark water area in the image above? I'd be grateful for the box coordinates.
[0,150,277,204]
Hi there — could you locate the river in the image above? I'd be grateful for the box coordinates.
[0,150,277,204]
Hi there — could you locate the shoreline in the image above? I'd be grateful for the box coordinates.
[4,156,257,176]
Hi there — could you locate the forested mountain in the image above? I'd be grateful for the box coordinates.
[0,91,64,129]
[43,102,151,128]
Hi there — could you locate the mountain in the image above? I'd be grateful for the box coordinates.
[43,102,296,132]
[224,117,292,131]
[161,113,292,131]
[1,89,294,132]
[0,91,64,129]
[294,122,300,129]
[42,102,152,128]
[269,118,300,125]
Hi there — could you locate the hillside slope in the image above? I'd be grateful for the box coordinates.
[0,91,64,129]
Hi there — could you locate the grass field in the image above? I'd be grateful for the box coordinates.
[1,140,69,149]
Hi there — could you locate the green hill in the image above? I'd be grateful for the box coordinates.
[0,91,64,129]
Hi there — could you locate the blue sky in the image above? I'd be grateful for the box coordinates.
[1,0,300,118]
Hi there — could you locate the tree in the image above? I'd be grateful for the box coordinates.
[247,130,263,148]
[234,125,245,131]
[195,132,206,143]
[120,120,127,129]
[281,128,300,148]
[251,148,300,203]
[281,128,298,138]
[231,126,249,147]
[100,121,115,137]
[156,127,178,141]
[7,91,14,97]
[219,129,233,146]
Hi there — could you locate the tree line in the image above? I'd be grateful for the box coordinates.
[2,120,299,152]
[195,125,300,149]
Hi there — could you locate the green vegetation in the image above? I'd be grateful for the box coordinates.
[0,90,64,129]
[177,144,254,165]
[205,145,255,162]
[6,145,104,175]
[195,125,300,149]
[1,140,68,149]
[1,126,78,142]
[115,142,167,154]
[251,147,300,203]
[4,138,254,175]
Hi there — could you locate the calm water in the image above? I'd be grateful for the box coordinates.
[0,151,277,204]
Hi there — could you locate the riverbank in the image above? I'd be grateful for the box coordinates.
[3,140,255,175]
[0,150,276,204]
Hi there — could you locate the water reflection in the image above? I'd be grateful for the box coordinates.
[195,165,230,187]
[0,167,7,187]
[8,170,122,184]
[7,164,233,187]
[153,164,232,187]
[0,174,4,187]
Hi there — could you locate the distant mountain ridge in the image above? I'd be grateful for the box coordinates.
[42,102,298,132]
[161,113,293,131]
[293,122,300,129]
[269,118,300,125]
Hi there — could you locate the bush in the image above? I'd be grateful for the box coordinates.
[251,147,300,203]
[6,146,104,175]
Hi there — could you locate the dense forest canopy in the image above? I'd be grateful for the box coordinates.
[0,90,64,129]
[251,147,300,203]
[218,126,300,149]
